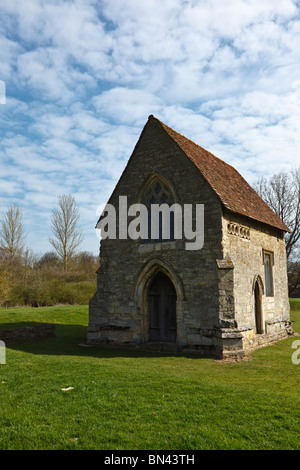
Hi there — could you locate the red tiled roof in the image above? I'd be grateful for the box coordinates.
[150,115,290,233]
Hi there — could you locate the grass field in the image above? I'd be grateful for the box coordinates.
[0,301,299,450]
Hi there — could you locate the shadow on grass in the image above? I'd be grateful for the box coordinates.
[1,321,208,360]
[2,318,299,362]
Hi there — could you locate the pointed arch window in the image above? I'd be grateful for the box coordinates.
[141,178,176,243]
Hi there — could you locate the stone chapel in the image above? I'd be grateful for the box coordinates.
[87,115,293,358]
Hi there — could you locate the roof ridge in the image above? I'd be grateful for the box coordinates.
[148,115,290,233]
[148,114,237,172]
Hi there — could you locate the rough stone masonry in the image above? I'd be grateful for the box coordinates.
[87,115,293,359]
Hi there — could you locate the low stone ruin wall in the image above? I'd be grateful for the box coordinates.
[0,324,55,344]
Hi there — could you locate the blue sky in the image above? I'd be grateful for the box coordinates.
[1,0,300,255]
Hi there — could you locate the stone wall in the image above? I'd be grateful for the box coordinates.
[222,209,291,352]
[88,117,225,356]
[88,117,292,358]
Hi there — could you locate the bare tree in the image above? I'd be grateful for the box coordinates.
[288,254,300,295]
[254,168,300,296]
[254,167,300,259]
[0,203,25,258]
[49,194,83,271]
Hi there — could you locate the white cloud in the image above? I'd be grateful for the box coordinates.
[0,35,23,80]
[93,88,162,125]
[1,0,300,252]
[32,114,74,138]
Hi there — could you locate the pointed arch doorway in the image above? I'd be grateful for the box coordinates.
[148,272,177,342]
[254,280,263,334]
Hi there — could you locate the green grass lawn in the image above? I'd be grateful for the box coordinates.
[0,301,299,450]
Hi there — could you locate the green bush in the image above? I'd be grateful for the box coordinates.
[0,250,98,307]
[5,274,96,307]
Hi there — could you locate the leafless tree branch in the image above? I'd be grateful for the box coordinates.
[254,167,300,260]
[0,203,25,258]
[49,194,83,271]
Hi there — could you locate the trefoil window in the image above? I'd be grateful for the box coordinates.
[142,179,175,243]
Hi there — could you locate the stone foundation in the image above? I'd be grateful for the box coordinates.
[87,320,294,359]
[241,320,293,353]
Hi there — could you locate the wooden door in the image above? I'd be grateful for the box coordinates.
[254,281,263,334]
[148,273,177,342]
